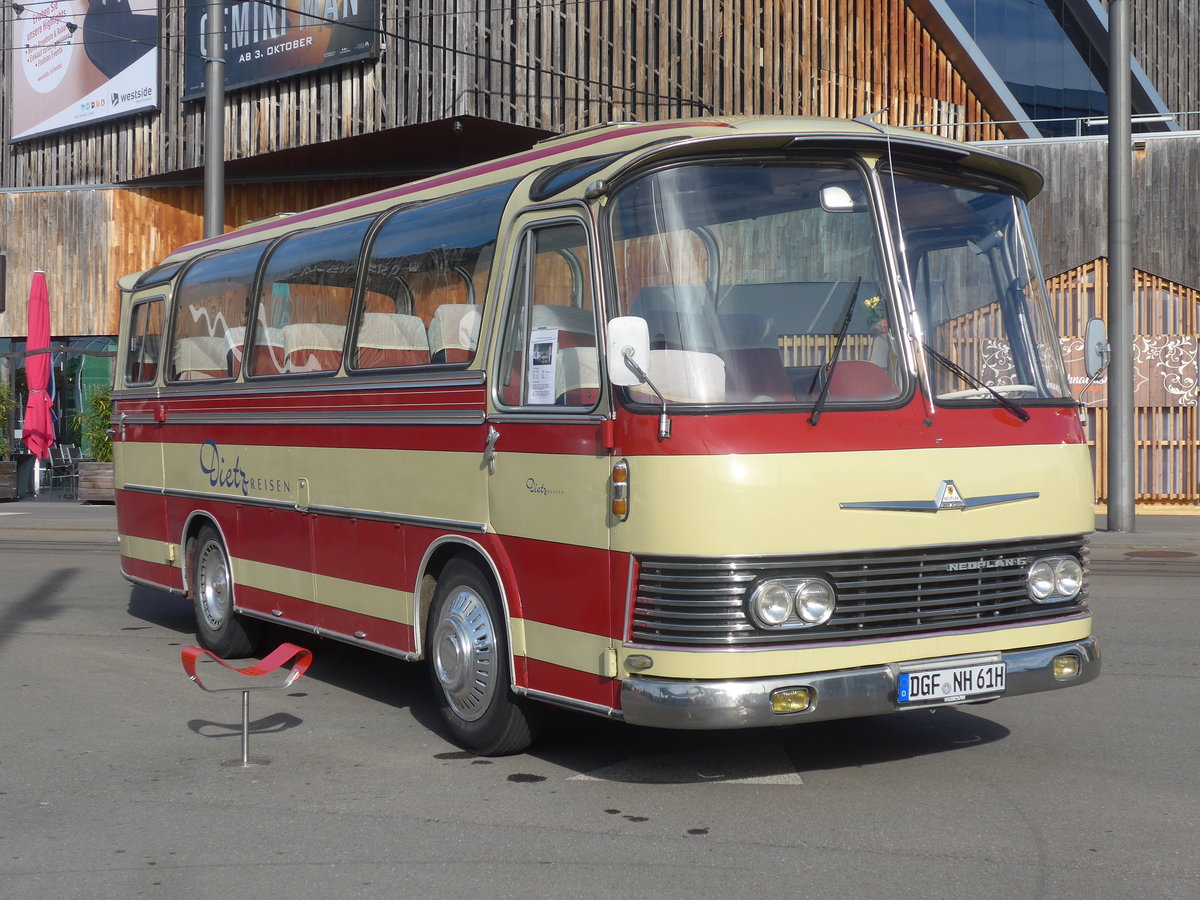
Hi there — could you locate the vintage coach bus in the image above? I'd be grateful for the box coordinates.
[114,117,1099,754]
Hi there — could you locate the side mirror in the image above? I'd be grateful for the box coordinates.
[606,316,651,387]
[1084,317,1110,379]
[820,182,867,213]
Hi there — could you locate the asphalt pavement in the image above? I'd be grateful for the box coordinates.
[2,495,1197,898]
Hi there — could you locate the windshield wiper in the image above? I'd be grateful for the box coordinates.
[923,343,1030,422]
[808,276,863,426]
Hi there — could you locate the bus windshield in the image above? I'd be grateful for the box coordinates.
[884,167,1072,406]
[608,160,904,406]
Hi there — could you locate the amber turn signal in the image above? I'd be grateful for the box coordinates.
[611,459,630,520]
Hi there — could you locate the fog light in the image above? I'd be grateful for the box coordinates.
[770,687,812,713]
[1053,655,1080,679]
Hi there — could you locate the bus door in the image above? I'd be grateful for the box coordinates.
[486,215,619,708]
[114,291,171,586]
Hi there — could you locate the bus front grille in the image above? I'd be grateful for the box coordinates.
[630,536,1089,648]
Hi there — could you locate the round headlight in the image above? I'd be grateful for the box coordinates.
[1028,560,1057,601]
[750,581,794,627]
[795,579,835,625]
[1054,557,1083,600]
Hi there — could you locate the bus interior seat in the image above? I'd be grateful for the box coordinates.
[793,360,898,402]
[251,326,287,375]
[224,326,246,377]
[355,313,430,368]
[428,304,481,363]
[282,323,346,372]
[554,346,601,406]
[629,284,709,319]
[720,281,883,335]
[531,305,596,348]
[173,335,232,381]
[628,349,726,404]
[715,314,792,401]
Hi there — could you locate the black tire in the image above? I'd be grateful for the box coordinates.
[427,558,539,755]
[190,525,262,659]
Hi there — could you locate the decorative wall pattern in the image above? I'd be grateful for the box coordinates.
[1048,258,1200,505]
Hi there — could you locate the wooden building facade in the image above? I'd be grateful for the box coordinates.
[1125,0,1200,129]
[2,2,1197,505]
[0,1,1017,343]
[997,134,1200,507]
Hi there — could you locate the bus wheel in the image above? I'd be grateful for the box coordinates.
[191,525,261,659]
[428,558,538,755]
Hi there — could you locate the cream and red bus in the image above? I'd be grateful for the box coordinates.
[114,117,1099,754]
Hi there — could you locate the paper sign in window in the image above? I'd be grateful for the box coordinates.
[527,329,559,404]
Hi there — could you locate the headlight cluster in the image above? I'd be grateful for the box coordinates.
[1027,555,1084,603]
[747,578,837,629]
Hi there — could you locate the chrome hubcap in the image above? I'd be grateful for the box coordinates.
[196,540,230,631]
[432,587,497,722]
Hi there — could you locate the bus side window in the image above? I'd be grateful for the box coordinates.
[252,218,371,376]
[353,182,511,371]
[168,245,261,382]
[125,298,163,386]
[497,222,599,407]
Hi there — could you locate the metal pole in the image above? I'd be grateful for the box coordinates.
[1106,0,1135,532]
[203,0,225,239]
[240,690,250,766]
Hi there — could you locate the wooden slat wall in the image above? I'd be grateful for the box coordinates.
[995,136,1200,296]
[1123,0,1200,130]
[0,190,115,336]
[1,1,1006,188]
[0,180,391,339]
[1047,258,1200,506]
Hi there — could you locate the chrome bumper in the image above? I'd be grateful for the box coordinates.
[619,637,1100,730]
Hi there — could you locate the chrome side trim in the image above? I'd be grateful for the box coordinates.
[121,483,166,495]
[123,483,297,512]
[115,371,486,400]
[121,483,489,533]
[306,503,488,533]
[517,686,624,721]
[160,409,485,427]
[120,571,186,596]
[486,413,609,425]
[237,608,421,662]
[841,491,1039,512]
[619,636,1100,729]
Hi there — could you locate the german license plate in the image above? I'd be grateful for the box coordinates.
[897,661,1006,706]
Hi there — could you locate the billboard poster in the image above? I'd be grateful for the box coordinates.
[10,0,159,142]
[184,0,379,100]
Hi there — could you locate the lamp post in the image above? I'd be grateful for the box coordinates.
[1107,0,1135,532]
[203,0,225,239]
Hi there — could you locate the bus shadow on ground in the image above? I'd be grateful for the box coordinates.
[524,704,1011,782]
[124,584,1010,776]
[125,584,440,720]
[126,584,194,634]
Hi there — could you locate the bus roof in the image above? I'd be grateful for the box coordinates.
[165,117,1043,263]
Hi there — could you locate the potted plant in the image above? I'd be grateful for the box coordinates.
[75,383,115,502]
[0,378,17,500]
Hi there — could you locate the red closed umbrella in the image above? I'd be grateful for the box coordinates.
[22,271,54,460]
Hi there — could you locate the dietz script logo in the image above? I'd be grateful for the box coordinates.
[199,440,291,497]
